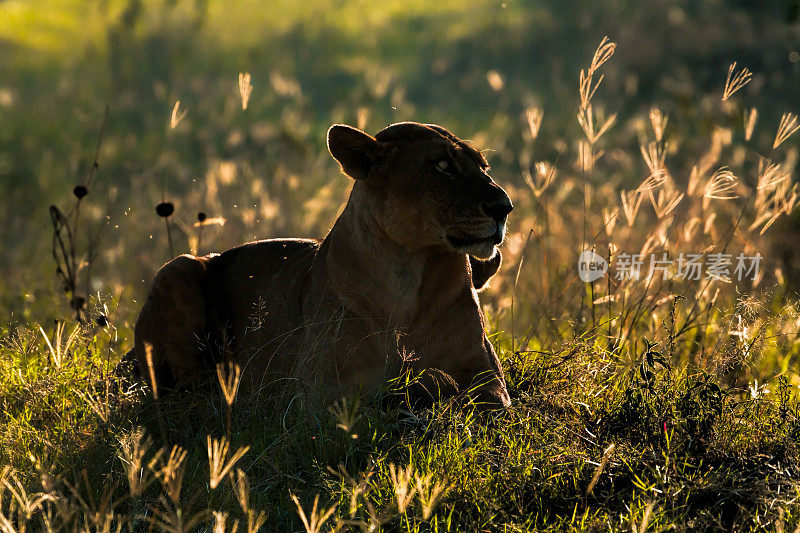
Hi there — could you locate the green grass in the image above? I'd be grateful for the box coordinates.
[2,317,800,530]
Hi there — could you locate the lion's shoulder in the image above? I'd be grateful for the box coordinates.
[205,238,320,294]
[212,238,320,265]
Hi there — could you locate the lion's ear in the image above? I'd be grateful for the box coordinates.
[327,124,380,180]
[470,251,502,291]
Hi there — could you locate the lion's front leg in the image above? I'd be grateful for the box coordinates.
[469,336,511,408]
[412,339,509,409]
[296,302,390,404]
[409,297,511,410]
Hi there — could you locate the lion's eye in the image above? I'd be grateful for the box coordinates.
[435,159,452,174]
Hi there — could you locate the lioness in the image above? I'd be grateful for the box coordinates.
[132,122,512,408]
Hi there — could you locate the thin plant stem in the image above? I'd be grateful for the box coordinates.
[165,218,174,258]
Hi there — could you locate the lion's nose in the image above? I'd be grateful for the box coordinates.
[482,197,513,222]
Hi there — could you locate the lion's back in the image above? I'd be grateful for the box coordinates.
[209,238,319,285]
[205,238,320,379]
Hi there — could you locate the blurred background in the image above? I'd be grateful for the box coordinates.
[1,0,800,372]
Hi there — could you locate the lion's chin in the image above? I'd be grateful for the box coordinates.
[446,236,497,259]
[463,241,497,259]
[446,223,505,259]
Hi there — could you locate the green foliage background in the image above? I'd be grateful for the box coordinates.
[1,0,798,324]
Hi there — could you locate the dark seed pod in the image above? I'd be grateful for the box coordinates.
[95,315,108,327]
[73,185,88,199]
[156,202,174,217]
[197,211,207,223]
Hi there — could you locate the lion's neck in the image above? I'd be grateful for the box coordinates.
[322,193,470,324]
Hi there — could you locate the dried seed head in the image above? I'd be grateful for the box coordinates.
[216,361,242,407]
[640,142,667,176]
[329,397,361,433]
[578,104,617,145]
[651,189,684,219]
[589,36,616,74]
[119,427,162,498]
[649,108,668,142]
[620,190,643,226]
[602,208,617,237]
[291,493,337,533]
[73,185,88,199]
[239,72,253,110]
[156,445,188,503]
[156,202,174,218]
[773,113,800,150]
[722,62,752,102]
[207,435,250,489]
[414,471,451,520]
[170,100,187,129]
[526,107,543,139]
[636,169,667,194]
[744,108,758,141]
[389,463,417,514]
[578,36,616,110]
[703,168,739,202]
[144,342,159,400]
[234,468,251,513]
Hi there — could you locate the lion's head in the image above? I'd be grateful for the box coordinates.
[327,122,512,260]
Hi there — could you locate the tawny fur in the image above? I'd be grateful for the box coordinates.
[132,122,512,408]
